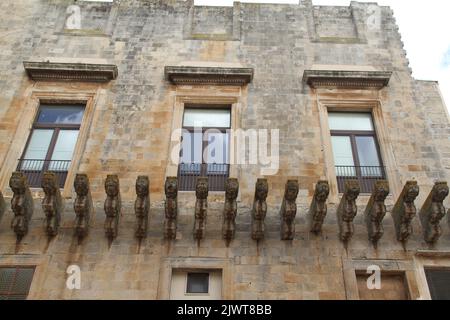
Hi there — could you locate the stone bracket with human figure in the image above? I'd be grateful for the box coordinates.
[9,172,34,241]
[73,173,93,240]
[280,180,299,240]
[135,176,150,239]
[164,177,179,240]
[364,180,390,247]
[336,180,360,243]
[309,180,330,234]
[42,172,64,237]
[223,178,239,243]
[194,177,208,240]
[419,181,449,245]
[252,179,268,241]
[104,175,121,241]
[391,181,420,243]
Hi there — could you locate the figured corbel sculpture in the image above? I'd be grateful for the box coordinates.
[9,172,33,241]
[42,172,64,237]
[73,173,93,240]
[223,178,239,242]
[164,177,178,240]
[364,180,390,246]
[309,181,330,234]
[280,180,299,240]
[135,176,150,239]
[419,181,449,245]
[252,179,268,241]
[391,181,420,243]
[336,180,360,243]
[193,177,208,240]
[104,175,121,241]
[0,191,5,224]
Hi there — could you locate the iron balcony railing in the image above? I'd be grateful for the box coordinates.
[178,163,230,192]
[335,165,387,194]
[17,159,71,188]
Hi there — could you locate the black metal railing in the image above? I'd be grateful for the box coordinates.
[335,166,386,194]
[17,159,71,188]
[178,163,230,192]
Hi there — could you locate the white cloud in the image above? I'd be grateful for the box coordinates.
[194,0,450,109]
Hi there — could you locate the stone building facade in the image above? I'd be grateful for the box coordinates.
[0,0,449,300]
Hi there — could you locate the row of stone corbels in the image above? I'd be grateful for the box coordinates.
[2,171,450,246]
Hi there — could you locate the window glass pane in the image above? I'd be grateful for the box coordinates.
[186,273,209,294]
[426,270,450,300]
[205,131,229,165]
[180,131,203,164]
[329,113,374,131]
[21,129,54,171]
[0,268,15,292]
[331,136,356,177]
[10,268,34,295]
[356,136,382,177]
[37,105,85,124]
[49,130,79,171]
[183,108,230,128]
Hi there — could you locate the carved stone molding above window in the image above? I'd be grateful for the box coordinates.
[165,66,254,86]
[303,70,392,90]
[23,61,118,83]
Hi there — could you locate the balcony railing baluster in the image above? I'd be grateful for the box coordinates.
[178,163,230,191]
[335,165,386,194]
[17,159,71,188]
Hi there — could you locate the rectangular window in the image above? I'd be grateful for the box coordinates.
[329,112,385,193]
[0,267,35,300]
[425,269,450,300]
[170,270,222,300]
[18,104,85,188]
[178,106,231,192]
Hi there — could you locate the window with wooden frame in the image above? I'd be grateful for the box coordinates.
[329,112,386,193]
[0,266,35,300]
[178,105,231,191]
[18,103,85,188]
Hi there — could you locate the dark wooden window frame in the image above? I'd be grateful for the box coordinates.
[0,266,35,300]
[18,103,85,188]
[330,113,386,193]
[178,105,231,191]
[424,267,450,300]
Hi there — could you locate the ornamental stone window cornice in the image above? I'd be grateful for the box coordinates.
[23,61,118,83]
[165,66,254,86]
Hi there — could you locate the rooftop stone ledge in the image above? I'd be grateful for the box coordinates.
[303,69,393,89]
[164,66,254,86]
[23,61,118,83]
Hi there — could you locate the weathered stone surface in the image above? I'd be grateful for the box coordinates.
[364,180,390,246]
[194,177,208,240]
[337,180,360,243]
[391,181,420,243]
[419,182,449,245]
[0,191,5,224]
[252,179,268,241]
[9,172,33,240]
[164,177,178,240]
[42,172,64,237]
[104,175,121,241]
[309,181,330,234]
[73,173,93,240]
[303,70,392,89]
[280,180,299,240]
[223,178,239,242]
[165,66,253,86]
[135,176,149,239]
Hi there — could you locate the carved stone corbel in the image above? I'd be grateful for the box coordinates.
[223,178,239,242]
[309,181,330,234]
[194,177,208,240]
[280,180,299,240]
[135,176,150,239]
[336,180,360,243]
[42,172,64,237]
[0,191,5,224]
[73,174,93,240]
[252,179,268,241]
[364,180,390,246]
[9,172,34,241]
[391,181,420,243]
[419,181,449,245]
[104,175,121,240]
[164,177,178,240]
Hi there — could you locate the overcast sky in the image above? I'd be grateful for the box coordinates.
[194,0,450,110]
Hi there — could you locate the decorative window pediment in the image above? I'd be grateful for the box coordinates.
[23,61,118,83]
[303,69,392,89]
[165,66,254,86]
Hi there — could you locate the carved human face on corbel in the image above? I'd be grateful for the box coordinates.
[373,182,389,202]
[404,183,419,203]
[74,174,89,196]
[255,179,268,201]
[225,179,239,200]
[432,182,449,203]
[345,181,360,201]
[165,177,178,199]
[196,178,209,199]
[9,172,27,194]
[285,180,299,201]
[135,176,149,197]
[105,175,120,197]
[42,173,57,194]
[315,181,330,202]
